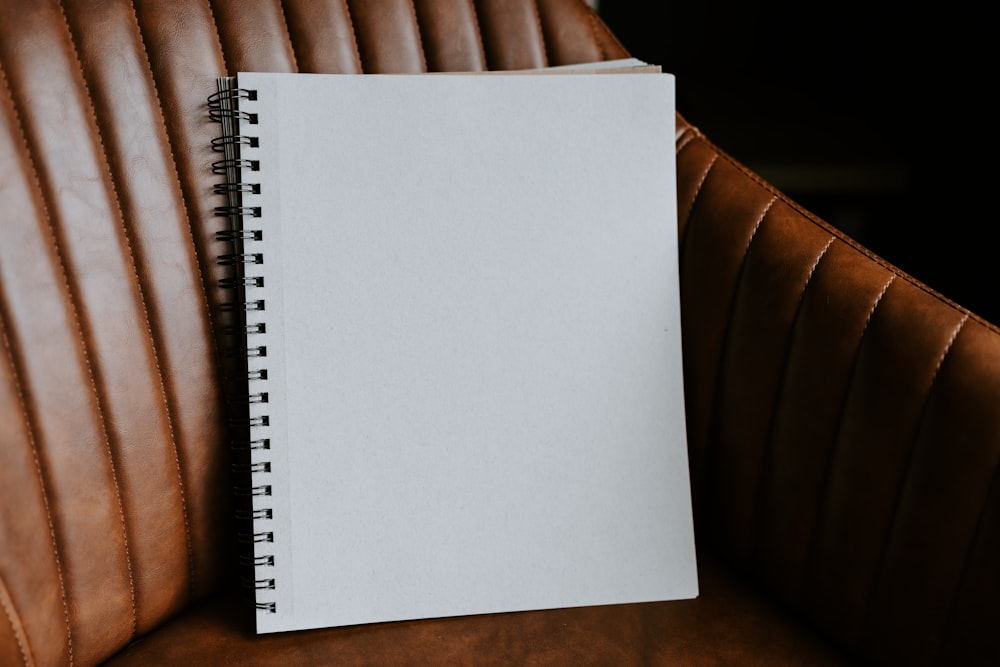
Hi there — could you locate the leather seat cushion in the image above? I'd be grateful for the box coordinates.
[104,555,852,665]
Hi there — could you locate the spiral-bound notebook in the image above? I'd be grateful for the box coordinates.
[210,65,697,634]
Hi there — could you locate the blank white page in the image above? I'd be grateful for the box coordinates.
[234,70,697,634]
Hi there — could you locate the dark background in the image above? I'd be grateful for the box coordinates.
[598,1,997,325]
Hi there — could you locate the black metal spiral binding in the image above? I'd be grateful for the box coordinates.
[212,158,259,175]
[211,134,258,151]
[240,554,276,566]
[219,276,264,289]
[216,229,263,242]
[243,577,276,591]
[209,77,276,616]
[214,205,262,218]
[238,530,274,544]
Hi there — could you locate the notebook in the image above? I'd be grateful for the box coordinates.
[209,63,697,635]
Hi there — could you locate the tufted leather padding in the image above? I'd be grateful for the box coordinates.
[1,1,997,666]
[677,117,1000,665]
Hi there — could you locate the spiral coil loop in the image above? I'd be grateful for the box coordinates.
[244,577,277,591]
[211,134,258,151]
[216,229,263,242]
[215,205,262,218]
[219,276,264,289]
[240,554,276,567]
[208,107,259,124]
[212,158,259,175]
[210,77,276,615]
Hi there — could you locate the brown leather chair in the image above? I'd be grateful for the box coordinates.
[1,1,996,665]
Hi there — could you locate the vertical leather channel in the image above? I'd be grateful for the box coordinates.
[702,198,838,560]
[536,0,625,66]
[799,279,970,647]
[751,240,903,602]
[0,1,626,665]
[346,0,428,73]
[675,118,1000,665]
[413,0,488,72]
[0,57,78,667]
[473,0,550,70]
[209,0,300,74]
[281,0,364,73]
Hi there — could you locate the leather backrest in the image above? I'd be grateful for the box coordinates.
[0,2,626,665]
[677,117,1000,666]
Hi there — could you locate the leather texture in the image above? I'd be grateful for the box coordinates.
[0,1,996,666]
[101,555,850,667]
[675,117,1000,666]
